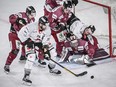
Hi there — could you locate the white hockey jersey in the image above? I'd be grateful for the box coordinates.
[70,20,87,39]
[18,21,51,45]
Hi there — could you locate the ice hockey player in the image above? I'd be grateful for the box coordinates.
[48,0,73,58]
[58,26,96,66]
[18,16,61,85]
[60,24,109,66]
[44,0,63,17]
[4,6,36,73]
[58,31,88,63]
[80,25,109,61]
[9,6,36,60]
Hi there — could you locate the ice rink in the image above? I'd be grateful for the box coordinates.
[0,0,116,87]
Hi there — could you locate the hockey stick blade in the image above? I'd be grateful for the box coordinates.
[50,58,87,77]
[75,71,87,77]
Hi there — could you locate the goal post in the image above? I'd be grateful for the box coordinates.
[84,0,116,57]
[74,0,116,57]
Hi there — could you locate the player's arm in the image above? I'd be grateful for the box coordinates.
[18,25,30,43]
[9,14,18,24]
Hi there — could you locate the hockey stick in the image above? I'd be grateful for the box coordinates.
[72,4,75,14]
[49,58,87,77]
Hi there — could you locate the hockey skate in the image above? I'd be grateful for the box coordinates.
[38,59,46,68]
[4,65,10,74]
[84,55,96,67]
[49,69,61,75]
[19,55,27,61]
[22,75,32,86]
[48,64,61,75]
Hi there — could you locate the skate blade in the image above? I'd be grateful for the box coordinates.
[86,63,96,67]
[49,71,62,76]
[4,71,9,74]
[22,81,32,86]
[19,60,26,63]
[38,64,46,68]
[50,73,62,76]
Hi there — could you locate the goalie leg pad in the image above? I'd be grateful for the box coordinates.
[93,48,110,60]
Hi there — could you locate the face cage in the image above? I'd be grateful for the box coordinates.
[84,28,92,35]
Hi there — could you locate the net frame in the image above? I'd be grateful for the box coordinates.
[83,0,116,57]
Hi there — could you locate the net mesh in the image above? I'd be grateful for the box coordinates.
[75,0,116,57]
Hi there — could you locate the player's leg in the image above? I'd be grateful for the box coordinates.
[47,48,61,74]
[22,44,36,85]
[4,33,20,73]
[51,30,65,58]
[19,44,27,61]
[35,42,46,66]
[37,49,46,66]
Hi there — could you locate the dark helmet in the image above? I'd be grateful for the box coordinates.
[63,0,72,9]
[38,16,48,25]
[88,25,96,33]
[26,6,36,15]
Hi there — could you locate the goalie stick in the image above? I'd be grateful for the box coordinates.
[49,58,87,77]
[72,4,75,14]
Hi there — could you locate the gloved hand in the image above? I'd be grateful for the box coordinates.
[43,45,49,52]
[55,23,66,31]
[24,38,34,48]
[16,18,27,26]
[72,0,78,6]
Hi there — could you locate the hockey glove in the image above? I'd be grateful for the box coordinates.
[34,42,43,50]
[44,50,51,60]
[16,18,27,26]
[43,45,51,60]
[25,38,34,48]
[55,24,66,31]
[72,0,78,6]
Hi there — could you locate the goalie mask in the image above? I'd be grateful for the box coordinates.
[84,25,96,35]
[88,25,96,33]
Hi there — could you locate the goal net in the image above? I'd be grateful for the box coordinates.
[75,0,116,57]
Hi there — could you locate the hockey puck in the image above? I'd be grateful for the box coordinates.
[90,75,94,79]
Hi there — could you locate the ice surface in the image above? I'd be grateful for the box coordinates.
[0,0,116,87]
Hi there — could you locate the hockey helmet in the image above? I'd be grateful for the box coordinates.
[38,16,49,31]
[38,16,48,25]
[88,25,96,33]
[63,0,72,9]
[26,6,36,16]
